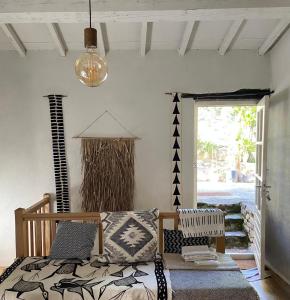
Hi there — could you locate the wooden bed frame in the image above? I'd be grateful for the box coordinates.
[15,193,225,257]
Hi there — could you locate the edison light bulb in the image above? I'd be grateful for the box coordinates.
[75,46,108,87]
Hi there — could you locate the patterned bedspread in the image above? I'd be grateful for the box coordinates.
[0,256,172,300]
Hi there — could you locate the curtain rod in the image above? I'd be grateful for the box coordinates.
[72,136,140,140]
[165,89,273,100]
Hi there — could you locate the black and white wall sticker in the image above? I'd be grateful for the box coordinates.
[45,94,70,213]
[172,93,182,209]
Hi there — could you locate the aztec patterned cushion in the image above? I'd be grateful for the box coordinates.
[50,221,97,259]
[164,229,209,254]
[100,209,159,263]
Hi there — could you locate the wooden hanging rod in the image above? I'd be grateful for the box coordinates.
[165,92,179,95]
[72,136,141,140]
[73,110,140,140]
[43,94,68,98]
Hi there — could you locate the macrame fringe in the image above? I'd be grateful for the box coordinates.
[81,138,135,212]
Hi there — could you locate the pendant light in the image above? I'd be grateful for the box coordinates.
[75,0,108,87]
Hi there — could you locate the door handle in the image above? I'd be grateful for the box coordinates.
[256,186,271,200]
[256,185,271,189]
[266,190,271,201]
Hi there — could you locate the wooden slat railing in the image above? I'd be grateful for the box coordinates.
[25,193,51,213]
[15,193,53,257]
[15,194,225,257]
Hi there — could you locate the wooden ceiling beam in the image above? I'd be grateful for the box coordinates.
[140,22,150,56]
[219,19,244,55]
[178,21,196,56]
[1,1,289,13]
[46,23,67,56]
[1,8,290,23]
[258,18,290,55]
[1,24,26,57]
[95,23,106,57]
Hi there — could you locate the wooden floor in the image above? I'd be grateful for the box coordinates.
[235,259,290,300]
[251,276,290,300]
[1,263,290,299]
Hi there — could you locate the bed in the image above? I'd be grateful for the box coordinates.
[0,194,259,300]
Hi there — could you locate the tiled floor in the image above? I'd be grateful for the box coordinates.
[235,259,257,270]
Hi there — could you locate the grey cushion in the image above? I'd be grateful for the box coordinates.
[100,209,159,263]
[170,270,259,300]
[50,222,97,259]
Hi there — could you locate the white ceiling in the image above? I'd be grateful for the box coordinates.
[0,19,282,52]
[0,2,290,57]
[232,19,279,50]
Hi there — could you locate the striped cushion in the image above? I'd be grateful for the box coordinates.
[164,229,209,254]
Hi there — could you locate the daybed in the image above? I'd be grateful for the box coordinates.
[0,194,259,300]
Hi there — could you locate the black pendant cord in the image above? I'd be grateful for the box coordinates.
[89,0,92,28]
[44,94,70,213]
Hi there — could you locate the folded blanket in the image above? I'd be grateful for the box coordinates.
[183,255,218,262]
[193,260,219,266]
[181,245,218,261]
[163,253,239,271]
[181,245,209,255]
[0,256,172,300]
[178,208,225,238]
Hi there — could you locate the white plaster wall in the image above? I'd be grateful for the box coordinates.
[267,31,290,283]
[0,50,269,266]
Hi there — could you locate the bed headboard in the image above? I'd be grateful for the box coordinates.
[15,193,225,257]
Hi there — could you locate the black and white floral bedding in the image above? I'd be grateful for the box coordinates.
[0,256,172,300]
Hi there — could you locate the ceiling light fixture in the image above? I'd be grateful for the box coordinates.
[75,0,108,87]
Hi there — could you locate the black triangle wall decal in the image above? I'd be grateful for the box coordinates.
[173,185,180,195]
[173,162,180,173]
[173,150,180,161]
[173,174,180,184]
[173,104,180,114]
[173,196,181,206]
[173,138,180,149]
[173,93,180,103]
[173,115,180,125]
[173,126,180,137]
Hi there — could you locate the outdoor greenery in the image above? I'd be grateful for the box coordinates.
[197,140,219,160]
[197,106,257,182]
[232,106,257,164]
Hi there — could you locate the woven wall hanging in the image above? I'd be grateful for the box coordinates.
[81,138,135,212]
[73,110,139,212]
